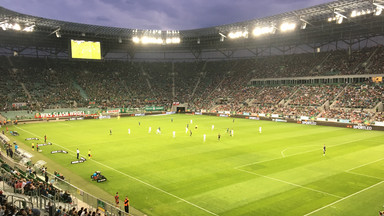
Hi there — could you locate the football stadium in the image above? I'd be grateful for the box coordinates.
[0,0,384,215]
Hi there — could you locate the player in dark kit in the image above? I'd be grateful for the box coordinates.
[189,130,192,136]
[110,128,112,135]
[44,135,47,143]
[323,145,326,156]
[218,133,221,141]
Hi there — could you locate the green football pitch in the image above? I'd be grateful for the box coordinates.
[7,114,384,216]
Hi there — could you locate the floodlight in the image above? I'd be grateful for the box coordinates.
[280,23,296,32]
[334,12,347,19]
[228,31,248,39]
[327,17,333,22]
[373,2,384,12]
[23,25,35,32]
[141,37,149,44]
[253,28,262,36]
[55,31,61,38]
[172,37,180,43]
[300,22,307,30]
[252,26,274,36]
[351,10,357,17]
[337,16,343,24]
[132,37,140,43]
[13,23,21,31]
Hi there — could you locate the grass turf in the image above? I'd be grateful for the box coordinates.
[6,114,384,216]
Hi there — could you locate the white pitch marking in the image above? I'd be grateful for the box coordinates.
[345,157,384,172]
[235,137,374,169]
[345,171,384,181]
[281,149,286,157]
[15,126,219,216]
[281,144,320,158]
[303,181,384,216]
[58,123,72,126]
[235,168,342,198]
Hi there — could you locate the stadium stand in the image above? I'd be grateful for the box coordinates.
[0,53,383,124]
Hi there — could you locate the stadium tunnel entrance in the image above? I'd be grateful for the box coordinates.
[177,107,185,113]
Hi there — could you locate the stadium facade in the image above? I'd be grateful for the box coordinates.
[0,0,384,61]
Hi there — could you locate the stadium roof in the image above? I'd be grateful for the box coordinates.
[1,0,384,59]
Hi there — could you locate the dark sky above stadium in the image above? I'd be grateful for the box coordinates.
[1,0,333,30]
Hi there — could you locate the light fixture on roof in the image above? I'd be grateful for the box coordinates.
[132,37,140,43]
[13,23,21,31]
[299,17,311,30]
[0,23,6,31]
[23,25,35,32]
[280,22,296,32]
[219,32,226,42]
[337,16,343,24]
[373,3,384,16]
[252,26,274,36]
[141,36,163,44]
[55,31,61,38]
[165,37,180,44]
[333,11,346,24]
[300,22,307,29]
[351,9,373,18]
[228,30,248,39]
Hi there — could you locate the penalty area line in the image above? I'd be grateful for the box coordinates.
[14,126,219,216]
[345,157,384,172]
[303,180,384,216]
[345,171,384,181]
[235,137,373,169]
[281,144,321,158]
[235,168,342,199]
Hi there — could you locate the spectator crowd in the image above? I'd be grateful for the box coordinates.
[0,45,383,123]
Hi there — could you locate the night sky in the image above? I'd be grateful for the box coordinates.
[1,0,333,30]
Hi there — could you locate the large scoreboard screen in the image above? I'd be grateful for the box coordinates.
[70,39,101,60]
